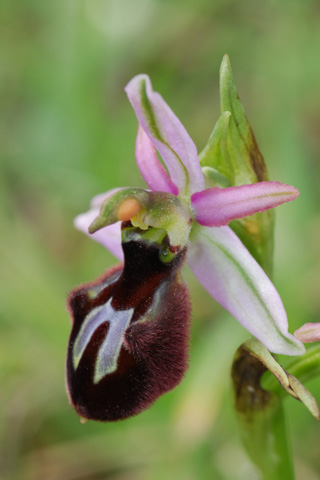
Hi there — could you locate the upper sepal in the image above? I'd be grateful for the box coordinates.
[125,74,205,197]
[135,125,179,194]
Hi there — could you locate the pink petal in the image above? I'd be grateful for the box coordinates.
[125,74,205,196]
[191,181,300,226]
[188,224,305,355]
[74,207,123,261]
[135,126,178,194]
[294,323,320,343]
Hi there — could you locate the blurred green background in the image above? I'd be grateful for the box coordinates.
[1,0,320,479]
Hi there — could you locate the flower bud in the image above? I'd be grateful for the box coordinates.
[66,224,190,421]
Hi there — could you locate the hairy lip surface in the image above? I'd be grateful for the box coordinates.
[66,236,191,422]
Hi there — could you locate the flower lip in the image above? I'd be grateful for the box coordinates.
[67,227,190,421]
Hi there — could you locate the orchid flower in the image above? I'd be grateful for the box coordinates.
[67,66,305,422]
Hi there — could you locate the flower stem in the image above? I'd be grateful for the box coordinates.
[231,344,295,480]
[262,344,320,397]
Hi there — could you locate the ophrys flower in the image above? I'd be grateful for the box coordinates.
[67,65,305,422]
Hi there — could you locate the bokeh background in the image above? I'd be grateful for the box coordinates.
[1,0,320,479]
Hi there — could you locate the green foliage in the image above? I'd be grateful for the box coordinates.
[200,54,274,276]
[232,343,295,480]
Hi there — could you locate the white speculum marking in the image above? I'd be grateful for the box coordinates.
[73,298,134,384]
[87,271,121,300]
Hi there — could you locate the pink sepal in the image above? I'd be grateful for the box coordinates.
[135,126,178,194]
[191,181,300,226]
[187,224,305,356]
[125,74,205,196]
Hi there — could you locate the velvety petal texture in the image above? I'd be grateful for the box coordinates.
[191,181,300,227]
[188,225,305,355]
[135,126,178,194]
[67,232,190,421]
[294,323,320,343]
[125,74,205,197]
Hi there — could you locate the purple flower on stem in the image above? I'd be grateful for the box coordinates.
[67,72,305,422]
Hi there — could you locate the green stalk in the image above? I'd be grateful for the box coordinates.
[262,345,320,396]
[220,53,296,478]
[232,344,295,480]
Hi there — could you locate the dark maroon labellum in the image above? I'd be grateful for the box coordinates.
[66,232,190,422]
